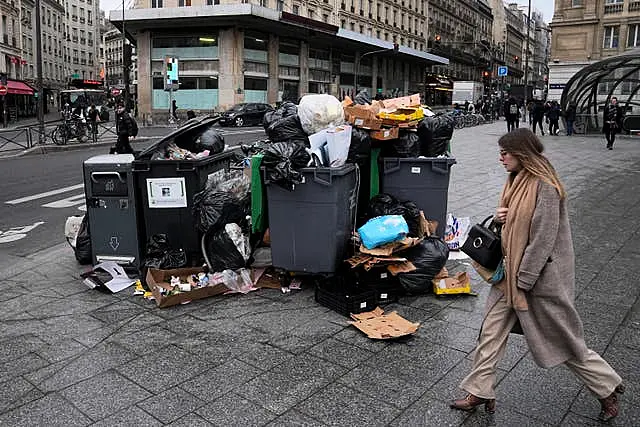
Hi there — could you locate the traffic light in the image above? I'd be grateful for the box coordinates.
[483,71,491,78]
[434,34,441,45]
[514,55,519,64]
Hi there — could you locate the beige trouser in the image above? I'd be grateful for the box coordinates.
[460,295,622,399]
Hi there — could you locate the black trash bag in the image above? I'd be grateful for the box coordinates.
[265,115,309,146]
[196,127,225,154]
[192,190,247,234]
[74,215,92,265]
[417,119,434,156]
[262,141,311,191]
[366,194,422,238]
[143,234,187,270]
[263,101,298,128]
[385,131,420,158]
[354,90,372,105]
[418,116,453,157]
[397,237,450,295]
[201,227,246,273]
[348,127,372,162]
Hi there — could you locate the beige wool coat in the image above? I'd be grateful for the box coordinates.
[485,180,589,368]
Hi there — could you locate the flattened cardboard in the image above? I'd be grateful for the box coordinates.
[146,267,229,308]
[350,307,420,339]
[386,261,417,275]
[359,237,422,256]
[380,93,421,109]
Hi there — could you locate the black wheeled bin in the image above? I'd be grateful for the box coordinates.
[379,157,456,237]
[264,164,358,274]
[132,117,233,263]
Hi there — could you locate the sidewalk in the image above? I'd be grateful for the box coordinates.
[0,121,639,426]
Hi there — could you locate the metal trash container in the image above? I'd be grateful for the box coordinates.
[83,154,143,268]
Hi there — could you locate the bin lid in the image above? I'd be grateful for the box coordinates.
[84,154,135,165]
[135,116,221,160]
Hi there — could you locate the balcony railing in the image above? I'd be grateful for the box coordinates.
[71,15,78,21]
[72,36,78,42]
[630,1,640,12]
[79,17,85,23]
[604,3,624,14]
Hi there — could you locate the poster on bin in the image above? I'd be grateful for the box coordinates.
[146,177,187,208]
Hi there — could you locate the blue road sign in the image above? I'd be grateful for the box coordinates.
[498,66,508,77]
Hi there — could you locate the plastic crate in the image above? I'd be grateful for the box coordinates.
[353,267,402,304]
[379,157,456,237]
[132,151,234,263]
[264,164,358,274]
[314,277,377,317]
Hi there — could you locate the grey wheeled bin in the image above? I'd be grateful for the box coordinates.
[264,164,358,274]
[83,154,143,268]
[379,157,456,237]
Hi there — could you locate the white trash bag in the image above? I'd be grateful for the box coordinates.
[298,94,345,135]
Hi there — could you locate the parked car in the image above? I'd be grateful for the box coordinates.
[218,103,274,127]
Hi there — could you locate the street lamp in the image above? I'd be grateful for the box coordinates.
[523,0,532,119]
[354,43,399,96]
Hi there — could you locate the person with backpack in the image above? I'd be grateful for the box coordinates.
[112,103,138,154]
[504,97,520,132]
[547,101,561,136]
[531,100,546,136]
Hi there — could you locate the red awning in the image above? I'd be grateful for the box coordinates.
[7,80,35,95]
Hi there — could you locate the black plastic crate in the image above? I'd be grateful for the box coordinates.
[314,276,376,317]
[353,267,402,305]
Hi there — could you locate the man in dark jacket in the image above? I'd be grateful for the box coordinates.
[531,100,546,136]
[565,102,577,136]
[112,103,137,154]
[547,101,561,135]
[504,97,520,132]
[603,97,624,149]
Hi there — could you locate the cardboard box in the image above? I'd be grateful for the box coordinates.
[381,93,421,109]
[432,271,472,295]
[344,105,383,130]
[146,267,229,308]
[369,127,399,141]
[350,307,420,339]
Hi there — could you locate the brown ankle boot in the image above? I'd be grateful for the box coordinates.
[450,393,496,413]
[598,392,619,422]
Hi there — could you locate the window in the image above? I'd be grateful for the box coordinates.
[178,0,191,6]
[322,13,328,22]
[308,9,314,19]
[571,0,582,7]
[604,0,623,3]
[628,24,640,48]
[293,4,299,14]
[276,0,283,11]
[151,0,163,8]
[603,26,619,48]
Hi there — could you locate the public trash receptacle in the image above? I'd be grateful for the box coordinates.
[379,157,456,237]
[264,164,358,274]
[83,154,143,268]
[132,117,233,263]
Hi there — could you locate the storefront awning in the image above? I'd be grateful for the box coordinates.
[7,80,35,95]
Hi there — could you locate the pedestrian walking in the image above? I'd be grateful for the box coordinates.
[87,104,100,140]
[112,103,138,154]
[186,110,196,120]
[504,97,520,132]
[603,97,624,150]
[531,100,545,136]
[547,101,561,135]
[170,99,179,122]
[565,102,576,136]
[450,128,624,422]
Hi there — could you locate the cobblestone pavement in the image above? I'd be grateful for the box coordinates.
[0,120,639,426]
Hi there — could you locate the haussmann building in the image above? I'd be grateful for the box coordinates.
[109,2,449,121]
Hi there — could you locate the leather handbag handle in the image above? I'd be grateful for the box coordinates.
[480,215,494,227]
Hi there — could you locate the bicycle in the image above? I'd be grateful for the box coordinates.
[52,114,88,145]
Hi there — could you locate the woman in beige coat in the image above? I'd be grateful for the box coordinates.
[451,128,624,421]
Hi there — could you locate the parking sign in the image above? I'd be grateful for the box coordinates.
[498,66,508,77]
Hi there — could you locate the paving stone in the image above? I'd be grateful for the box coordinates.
[332,326,391,353]
[306,338,375,369]
[0,352,49,383]
[138,386,204,424]
[26,296,111,318]
[89,301,148,324]
[434,307,486,330]
[568,387,640,423]
[30,341,136,392]
[0,377,44,413]
[237,342,296,371]
[165,412,213,427]
[179,359,262,402]
[266,410,327,427]
[60,369,152,421]
[106,324,182,355]
[0,294,51,321]
[428,358,508,402]
[0,393,91,427]
[235,354,346,415]
[38,313,106,343]
[416,318,480,353]
[0,333,45,360]
[115,344,210,393]
[389,393,471,426]
[296,383,401,426]
[197,393,277,426]
[494,355,582,425]
[268,334,321,355]
[35,338,87,363]
[463,406,554,427]
[90,405,162,427]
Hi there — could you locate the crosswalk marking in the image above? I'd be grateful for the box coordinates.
[5,183,84,205]
[42,193,86,209]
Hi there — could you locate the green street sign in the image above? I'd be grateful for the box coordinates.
[72,73,80,78]
[34,92,38,98]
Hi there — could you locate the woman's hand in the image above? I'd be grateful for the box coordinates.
[495,207,508,224]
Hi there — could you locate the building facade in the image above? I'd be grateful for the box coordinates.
[64,0,101,80]
[549,0,640,102]
[110,1,448,120]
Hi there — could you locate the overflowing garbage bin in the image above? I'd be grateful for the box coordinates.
[264,164,359,274]
[83,154,143,268]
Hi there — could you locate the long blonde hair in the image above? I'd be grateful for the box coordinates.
[499,128,567,199]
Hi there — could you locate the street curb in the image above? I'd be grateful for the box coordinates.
[0,136,159,159]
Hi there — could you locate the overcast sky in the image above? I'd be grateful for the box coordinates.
[99,0,555,23]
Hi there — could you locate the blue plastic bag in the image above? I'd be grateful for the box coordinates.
[358,215,409,249]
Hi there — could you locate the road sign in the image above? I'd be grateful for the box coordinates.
[0,85,7,96]
[497,66,508,77]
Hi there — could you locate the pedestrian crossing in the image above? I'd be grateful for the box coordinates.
[5,184,86,211]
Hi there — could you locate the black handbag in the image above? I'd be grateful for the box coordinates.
[461,215,502,270]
